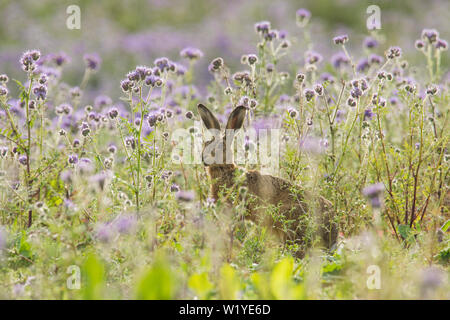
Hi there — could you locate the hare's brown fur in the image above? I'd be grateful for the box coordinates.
[198,104,338,255]
[207,164,237,201]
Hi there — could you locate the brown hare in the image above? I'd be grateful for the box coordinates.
[197,103,337,256]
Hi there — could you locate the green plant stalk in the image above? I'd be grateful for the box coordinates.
[332,99,360,178]
[341,45,356,77]
[116,116,136,200]
[435,49,441,82]
[426,45,434,82]
[25,76,34,228]
[322,93,335,165]
[136,87,145,212]
[404,96,414,225]
[409,96,426,227]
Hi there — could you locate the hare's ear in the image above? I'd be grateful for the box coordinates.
[225,105,247,131]
[198,104,221,131]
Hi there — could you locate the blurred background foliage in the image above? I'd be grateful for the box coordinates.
[0,0,448,100]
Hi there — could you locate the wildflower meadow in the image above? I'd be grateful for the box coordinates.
[0,0,448,301]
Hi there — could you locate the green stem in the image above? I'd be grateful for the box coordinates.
[25,76,34,227]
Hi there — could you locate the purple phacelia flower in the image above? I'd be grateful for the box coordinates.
[369,54,383,65]
[33,85,47,100]
[78,158,94,174]
[80,121,91,136]
[18,155,27,165]
[20,50,40,72]
[185,111,194,120]
[331,52,350,69]
[51,52,70,66]
[420,267,445,298]
[304,89,315,101]
[264,29,278,41]
[351,87,363,99]
[362,183,384,208]
[114,215,136,234]
[72,139,81,148]
[364,108,374,121]
[0,86,8,96]
[364,188,384,207]
[333,34,349,45]
[347,97,357,107]
[134,65,152,80]
[356,58,370,72]
[364,37,378,49]
[320,73,335,83]
[278,30,288,39]
[154,57,171,72]
[107,144,117,154]
[170,183,180,192]
[125,136,136,149]
[299,137,326,154]
[247,54,258,65]
[335,110,345,123]
[287,107,298,118]
[415,40,425,50]
[68,154,78,165]
[180,47,204,60]
[38,74,48,85]
[120,79,133,92]
[89,171,110,191]
[305,50,322,65]
[0,147,8,158]
[175,190,195,202]
[145,75,163,87]
[426,85,438,96]
[108,107,119,119]
[389,96,399,106]
[279,94,290,104]
[421,29,439,44]
[386,46,402,59]
[0,74,9,83]
[94,95,112,108]
[175,63,187,76]
[435,39,448,50]
[254,21,271,34]
[61,103,72,115]
[296,8,311,26]
[127,70,140,81]
[314,84,324,96]
[96,223,113,243]
[83,53,101,71]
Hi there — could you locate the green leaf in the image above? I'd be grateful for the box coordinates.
[269,257,304,300]
[188,272,213,299]
[441,220,450,232]
[18,232,33,259]
[219,264,240,299]
[82,253,105,300]
[251,272,270,299]
[398,224,415,243]
[12,79,25,91]
[135,255,176,299]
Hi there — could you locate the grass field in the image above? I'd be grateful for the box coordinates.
[0,0,448,299]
